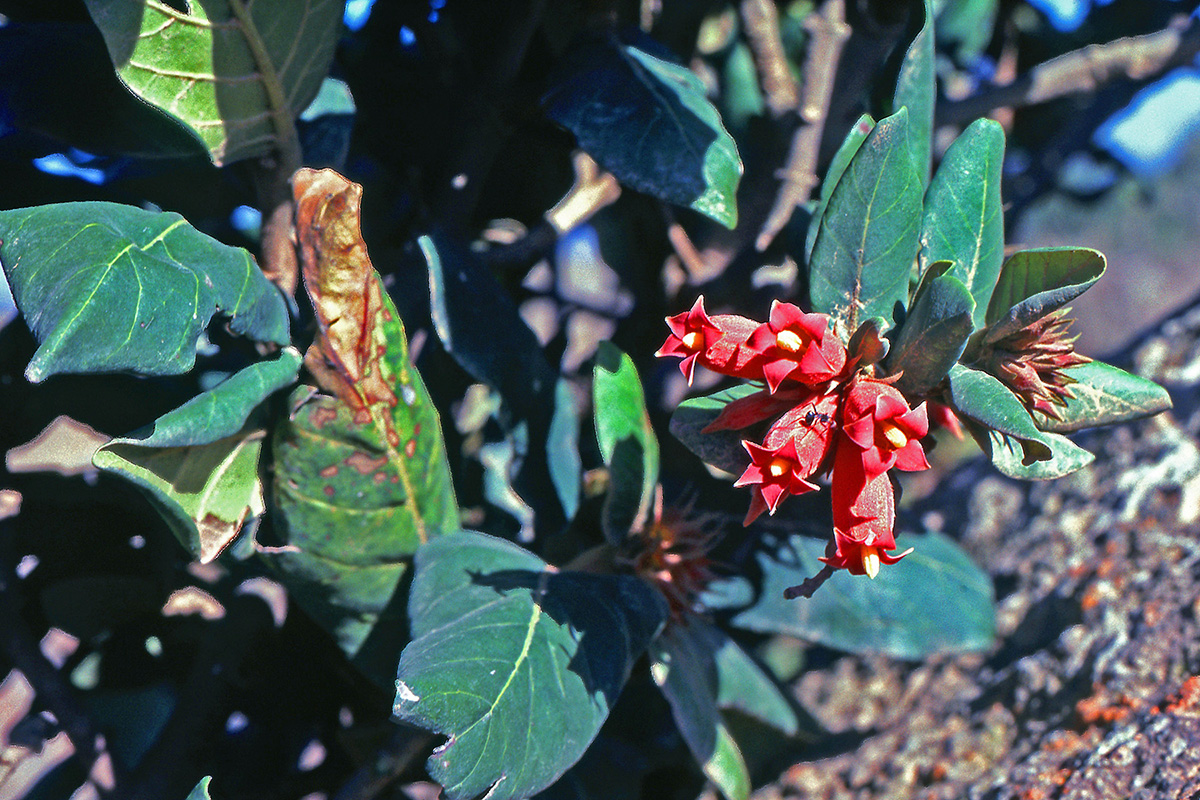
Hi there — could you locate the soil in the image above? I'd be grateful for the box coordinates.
[760,298,1200,800]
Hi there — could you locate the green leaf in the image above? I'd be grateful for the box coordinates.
[394,530,668,800]
[594,343,660,542]
[650,623,751,800]
[549,378,583,522]
[920,118,1005,327]
[806,115,874,260]
[980,428,1094,480]
[888,265,975,395]
[669,384,762,476]
[892,0,934,185]
[985,248,1106,340]
[186,777,213,800]
[0,202,290,382]
[83,0,342,166]
[946,364,1050,462]
[809,108,923,333]
[732,533,995,659]
[936,0,1000,61]
[712,630,799,737]
[1033,361,1173,433]
[124,348,302,448]
[94,426,266,564]
[543,39,742,228]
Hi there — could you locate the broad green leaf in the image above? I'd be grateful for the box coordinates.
[809,108,923,333]
[83,0,342,166]
[712,630,799,736]
[981,428,1094,480]
[265,170,458,688]
[947,364,1050,462]
[549,378,583,522]
[94,426,266,564]
[889,265,975,395]
[650,623,750,800]
[669,384,762,476]
[186,777,213,800]
[985,248,1106,340]
[594,343,660,542]
[920,118,1005,327]
[394,531,668,800]
[732,533,995,659]
[543,39,742,228]
[0,202,290,382]
[1033,361,1172,433]
[892,0,935,185]
[806,115,874,260]
[124,348,302,448]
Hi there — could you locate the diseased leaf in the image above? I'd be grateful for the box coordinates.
[809,108,923,333]
[266,169,458,687]
[83,0,342,166]
[806,115,873,260]
[594,343,660,542]
[1034,361,1173,433]
[669,385,762,476]
[0,202,290,382]
[980,427,1094,480]
[985,248,1106,340]
[126,348,302,448]
[892,0,934,185]
[889,265,975,396]
[947,364,1051,463]
[650,623,750,800]
[920,118,1005,327]
[94,427,266,564]
[543,38,742,228]
[394,531,668,800]
[732,533,995,659]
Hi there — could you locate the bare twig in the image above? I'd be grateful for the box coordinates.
[783,564,834,599]
[755,0,850,253]
[937,15,1200,127]
[739,0,800,116]
[545,151,622,235]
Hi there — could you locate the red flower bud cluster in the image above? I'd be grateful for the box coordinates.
[657,297,932,580]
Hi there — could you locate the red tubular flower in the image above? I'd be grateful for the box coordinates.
[734,437,820,526]
[745,301,847,392]
[840,377,930,480]
[656,296,762,384]
[823,439,912,578]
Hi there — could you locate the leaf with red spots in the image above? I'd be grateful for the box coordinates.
[265,168,458,688]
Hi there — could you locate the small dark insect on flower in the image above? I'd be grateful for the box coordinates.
[804,411,831,426]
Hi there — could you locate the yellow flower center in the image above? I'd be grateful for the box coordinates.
[775,329,805,354]
[882,422,908,450]
[861,546,881,579]
[681,331,702,350]
[767,457,792,478]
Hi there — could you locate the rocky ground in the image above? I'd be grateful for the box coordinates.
[760,298,1200,799]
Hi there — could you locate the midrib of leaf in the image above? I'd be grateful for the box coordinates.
[226,0,299,165]
[194,432,261,514]
[461,594,544,739]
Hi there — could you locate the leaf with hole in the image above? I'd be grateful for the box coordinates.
[0,202,290,382]
[920,118,1005,327]
[394,530,668,800]
[809,108,923,333]
[83,0,342,165]
[543,38,741,228]
[731,532,995,659]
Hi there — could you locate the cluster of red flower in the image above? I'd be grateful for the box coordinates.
[657,297,931,579]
